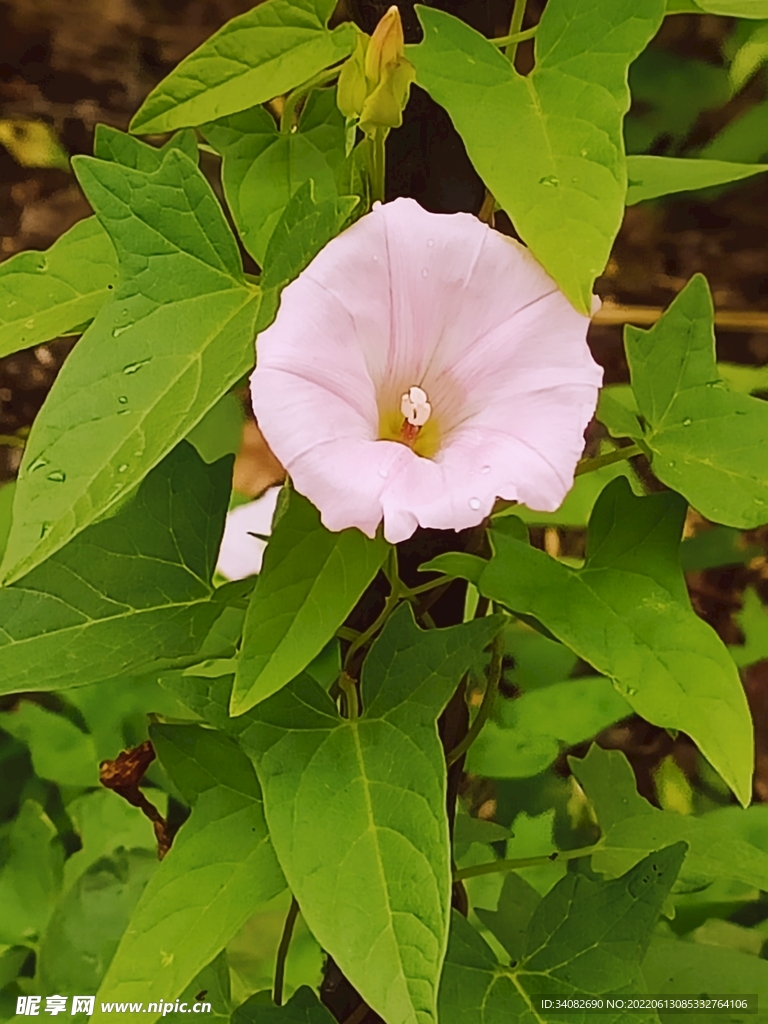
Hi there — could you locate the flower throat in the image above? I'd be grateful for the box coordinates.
[378,384,440,458]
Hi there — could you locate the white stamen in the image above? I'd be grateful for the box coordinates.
[400,385,432,427]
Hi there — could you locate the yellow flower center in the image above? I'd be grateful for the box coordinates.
[378,385,441,458]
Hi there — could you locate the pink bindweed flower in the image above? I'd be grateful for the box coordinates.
[250,198,603,543]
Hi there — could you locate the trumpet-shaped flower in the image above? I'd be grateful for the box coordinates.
[250,198,603,543]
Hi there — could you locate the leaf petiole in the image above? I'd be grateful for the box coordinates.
[575,442,643,477]
[491,24,537,50]
[454,841,603,880]
[502,0,529,62]
[273,897,300,1005]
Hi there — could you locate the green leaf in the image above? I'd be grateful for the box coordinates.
[239,605,501,1024]
[38,850,157,995]
[467,676,631,779]
[675,0,768,14]
[0,149,259,583]
[440,844,685,1019]
[0,443,231,696]
[700,100,768,164]
[571,745,768,891]
[186,392,244,465]
[0,702,97,786]
[233,986,337,1024]
[232,490,387,715]
[625,275,768,528]
[480,477,753,805]
[730,587,768,668]
[597,385,644,440]
[202,89,347,266]
[718,361,768,395]
[64,789,161,890]
[90,725,285,1024]
[130,0,356,135]
[0,800,63,945]
[474,872,541,963]
[94,124,199,168]
[409,0,665,312]
[0,217,117,357]
[643,938,768,1019]
[150,722,261,806]
[261,180,358,291]
[626,155,768,204]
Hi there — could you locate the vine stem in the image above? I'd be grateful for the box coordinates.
[504,0,528,63]
[454,842,603,881]
[446,628,504,767]
[343,548,401,669]
[0,434,25,448]
[273,897,300,1005]
[491,24,536,49]
[281,65,342,133]
[368,129,387,204]
[574,442,642,477]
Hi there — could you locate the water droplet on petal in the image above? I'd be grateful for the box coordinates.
[539,175,559,187]
[118,464,129,473]
[682,417,692,426]
[46,470,66,483]
[427,238,434,247]
[469,497,481,511]
[378,467,388,479]
[480,465,491,475]
[118,395,128,404]
[372,254,379,262]
[421,268,429,278]
[123,359,150,374]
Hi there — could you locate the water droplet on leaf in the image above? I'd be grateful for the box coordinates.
[46,470,66,482]
[123,359,150,375]
[112,325,132,338]
[682,417,691,426]
[539,175,559,187]
[118,395,128,404]
[29,457,48,472]
[40,522,50,538]
[24,318,34,329]
[118,464,128,473]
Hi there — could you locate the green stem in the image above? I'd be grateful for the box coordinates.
[491,24,536,49]
[503,0,528,63]
[403,575,454,598]
[454,842,603,881]
[368,128,387,203]
[273,897,300,1005]
[343,549,401,669]
[281,65,342,133]
[0,434,25,449]
[574,442,642,477]
[447,628,504,767]
[339,671,360,720]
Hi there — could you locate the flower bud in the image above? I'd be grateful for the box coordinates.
[337,30,369,121]
[336,6,414,134]
[364,5,405,84]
